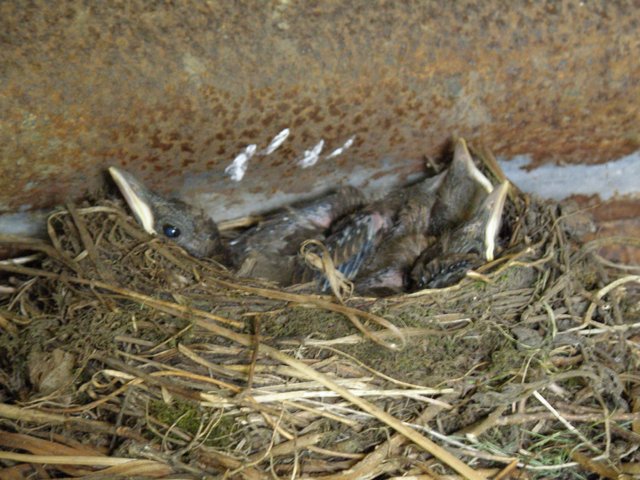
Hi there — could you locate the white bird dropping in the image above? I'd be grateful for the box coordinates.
[297,139,325,168]
[225,144,257,181]
[326,135,355,159]
[262,128,290,155]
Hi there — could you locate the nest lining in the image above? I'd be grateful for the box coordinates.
[0,162,639,479]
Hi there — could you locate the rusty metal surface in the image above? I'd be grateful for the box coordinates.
[576,196,640,266]
[1,1,639,216]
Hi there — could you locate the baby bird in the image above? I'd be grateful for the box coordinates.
[108,167,232,263]
[231,187,366,284]
[428,138,494,235]
[309,137,495,294]
[108,167,365,284]
[409,181,510,290]
[109,136,504,293]
[354,233,437,296]
[302,171,445,288]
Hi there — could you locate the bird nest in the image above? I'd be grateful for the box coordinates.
[1,158,639,479]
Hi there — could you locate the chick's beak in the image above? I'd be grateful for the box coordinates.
[453,138,494,194]
[108,167,157,234]
[482,181,510,261]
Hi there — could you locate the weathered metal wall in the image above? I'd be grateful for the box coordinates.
[1,1,639,220]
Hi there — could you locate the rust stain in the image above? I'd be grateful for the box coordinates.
[565,195,640,265]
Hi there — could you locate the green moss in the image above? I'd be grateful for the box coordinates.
[149,399,241,448]
[151,399,202,435]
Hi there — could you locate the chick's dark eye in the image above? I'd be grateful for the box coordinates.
[163,224,181,238]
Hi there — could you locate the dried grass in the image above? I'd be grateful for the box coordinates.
[0,164,638,479]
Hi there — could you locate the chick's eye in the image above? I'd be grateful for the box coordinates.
[163,224,181,238]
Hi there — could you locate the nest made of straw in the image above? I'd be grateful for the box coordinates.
[0,152,639,479]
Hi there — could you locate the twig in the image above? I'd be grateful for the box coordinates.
[533,390,602,454]
[569,275,640,332]
[0,403,146,442]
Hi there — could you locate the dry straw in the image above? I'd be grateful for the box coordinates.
[0,148,638,479]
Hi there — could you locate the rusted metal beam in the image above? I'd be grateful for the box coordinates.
[0,1,638,221]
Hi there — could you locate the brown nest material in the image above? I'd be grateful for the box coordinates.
[0,157,639,479]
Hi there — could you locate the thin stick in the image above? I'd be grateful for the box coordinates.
[533,390,602,454]
[0,403,146,441]
[0,451,168,471]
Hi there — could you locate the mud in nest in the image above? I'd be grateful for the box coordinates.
[0,169,639,479]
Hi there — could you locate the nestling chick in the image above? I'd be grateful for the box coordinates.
[410,181,510,290]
